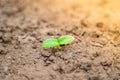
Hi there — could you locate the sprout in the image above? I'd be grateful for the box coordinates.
[42,35,74,49]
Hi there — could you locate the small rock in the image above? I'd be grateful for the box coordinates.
[0,49,8,55]
[4,66,8,72]
[52,65,59,71]
[96,22,103,28]
[80,63,92,72]
[47,32,53,36]
[101,61,111,67]
[91,42,103,48]
[2,44,7,47]
[41,51,51,57]
[49,56,55,61]
[32,45,37,49]
[45,60,52,66]
[89,76,100,80]
[93,52,99,57]
[14,45,19,49]
[30,32,37,37]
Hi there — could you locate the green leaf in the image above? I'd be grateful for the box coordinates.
[58,35,74,45]
[42,38,59,48]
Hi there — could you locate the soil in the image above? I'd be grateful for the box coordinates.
[0,0,120,80]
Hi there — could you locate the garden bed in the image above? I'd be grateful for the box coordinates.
[0,0,120,80]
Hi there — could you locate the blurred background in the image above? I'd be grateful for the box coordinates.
[18,0,120,25]
[18,0,120,42]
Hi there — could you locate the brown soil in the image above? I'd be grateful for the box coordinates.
[0,0,120,80]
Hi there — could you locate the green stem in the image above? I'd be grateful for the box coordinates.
[57,40,61,49]
[58,44,61,49]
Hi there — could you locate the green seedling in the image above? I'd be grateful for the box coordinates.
[42,35,74,49]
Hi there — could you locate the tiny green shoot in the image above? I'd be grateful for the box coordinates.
[42,35,74,49]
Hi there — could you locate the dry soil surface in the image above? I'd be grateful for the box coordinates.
[0,0,120,80]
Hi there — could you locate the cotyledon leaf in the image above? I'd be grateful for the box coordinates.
[42,38,59,48]
[58,35,75,45]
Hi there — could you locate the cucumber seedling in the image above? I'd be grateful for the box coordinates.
[42,35,75,49]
